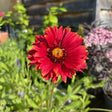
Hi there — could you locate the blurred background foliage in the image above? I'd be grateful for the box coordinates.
[0,1,108,112]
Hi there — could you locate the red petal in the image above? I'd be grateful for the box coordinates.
[27,49,36,55]
[40,57,54,76]
[32,44,39,50]
[62,32,83,50]
[53,63,62,77]
[45,27,55,47]
[52,76,58,83]
[56,26,63,44]
[35,64,40,70]
[35,44,47,57]
[67,73,73,78]
[62,65,75,78]
[44,74,51,80]
[67,46,88,57]
[64,46,87,69]
[75,60,87,71]
[61,73,67,83]
[28,60,38,65]
[27,56,34,60]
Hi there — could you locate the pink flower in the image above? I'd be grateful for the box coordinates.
[84,27,112,46]
[0,12,5,17]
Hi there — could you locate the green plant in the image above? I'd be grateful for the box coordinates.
[0,37,105,112]
[0,38,104,112]
[0,2,112,112]
[0,13,5,29]
[13,2,35,48]
[77,25,85,37]
[0,39,39,111]
[39,3,67,34]
[1,2,35,50]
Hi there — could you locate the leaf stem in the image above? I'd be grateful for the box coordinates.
[89,108,112,112]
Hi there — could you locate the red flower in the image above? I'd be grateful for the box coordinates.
[0,12,4,17]
[27,26,88,83]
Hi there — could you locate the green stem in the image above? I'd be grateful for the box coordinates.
[47,80,51,111]
[55,79,62,88]
[49,83,55,112]
[56,97,68,112]
[89,108,112,112]
[40,90,43,112]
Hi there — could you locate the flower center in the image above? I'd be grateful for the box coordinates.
[52,48,63,58]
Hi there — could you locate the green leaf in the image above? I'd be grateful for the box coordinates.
[8,95,17,100]
[71,75,75,85]
[25,95,39,109]
[72,85,81,94]
[67,85,72,94]
[85,107,90,112]
[50,7,58,11]
[0,85,3,90]
[59,8,67,12]
[49,16,58,24]
[69,94,81,100]
[13,103,26,111]
[0,77,5,83]
[0,62,9,72]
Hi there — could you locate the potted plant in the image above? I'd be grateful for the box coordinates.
[0,12,8,44]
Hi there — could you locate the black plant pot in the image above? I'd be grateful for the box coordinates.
[103,87,112,109]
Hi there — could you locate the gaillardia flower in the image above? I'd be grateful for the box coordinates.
[27,26,88,83]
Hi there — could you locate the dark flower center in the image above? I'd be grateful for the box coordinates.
[47,47,66,63]
[52,48,63,58]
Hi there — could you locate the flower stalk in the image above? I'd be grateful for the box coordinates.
[49,83,55,112]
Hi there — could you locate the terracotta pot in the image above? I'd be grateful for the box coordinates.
[0,32,8,43]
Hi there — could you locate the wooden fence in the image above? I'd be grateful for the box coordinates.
[22,0,112,30]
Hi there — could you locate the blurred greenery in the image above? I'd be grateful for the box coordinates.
[0,1,106,112]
